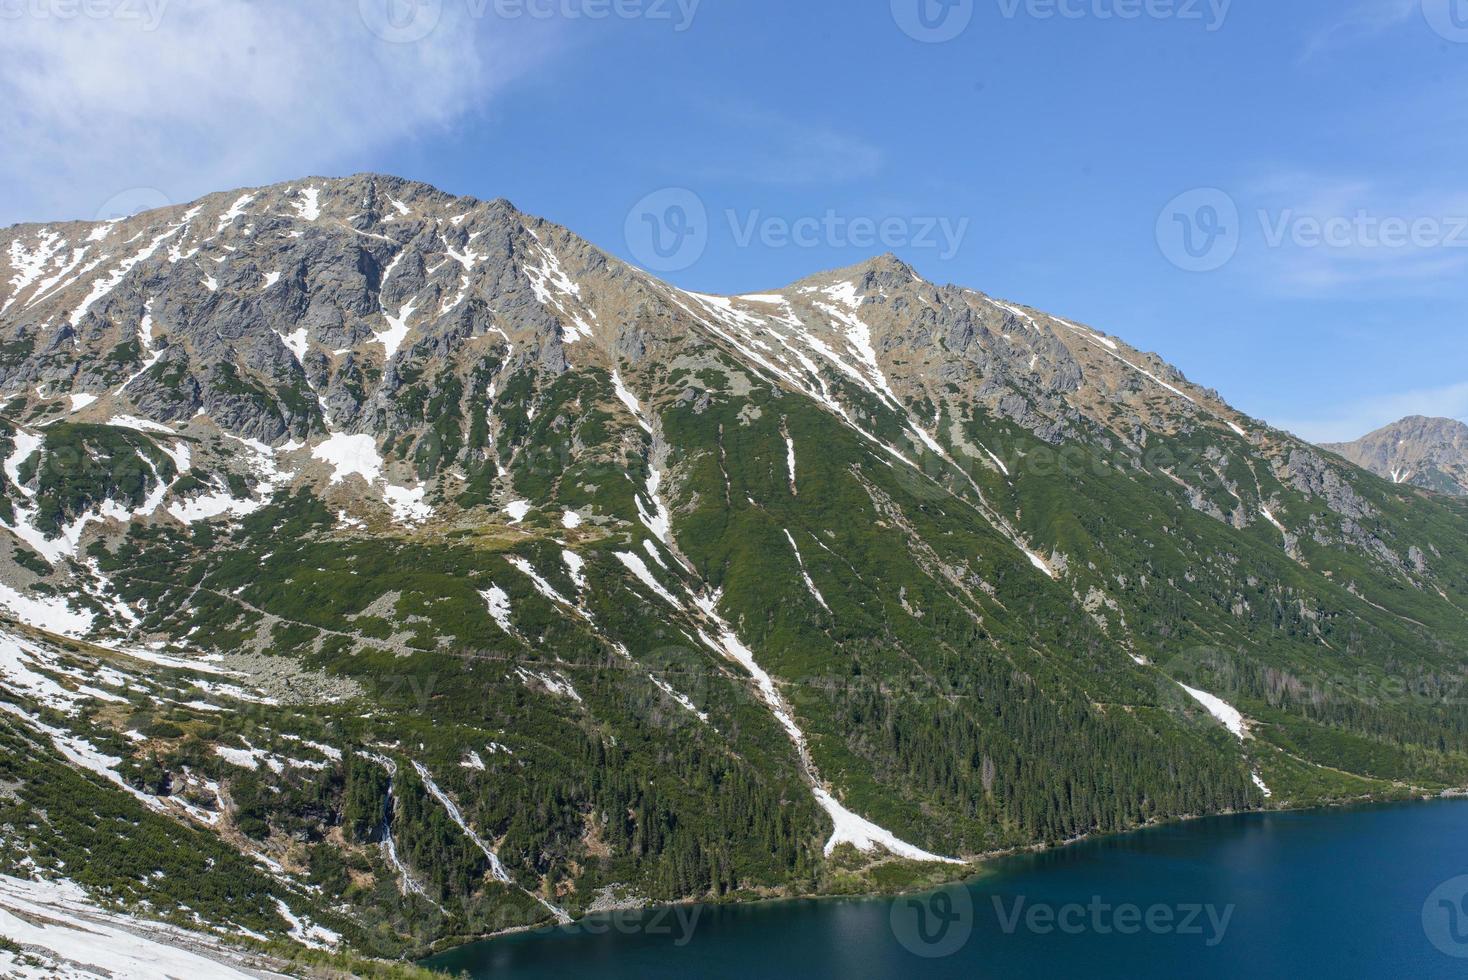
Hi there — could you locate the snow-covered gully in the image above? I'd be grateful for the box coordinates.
[688,592,961,865]
[411,762,572,924]
[608,368,962,865]
[1177,684,1272,797]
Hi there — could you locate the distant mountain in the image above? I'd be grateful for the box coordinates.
[1324,416,1468,497]
[2,174,1467,969]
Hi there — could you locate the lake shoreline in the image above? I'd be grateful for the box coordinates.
[418,789,1466,967]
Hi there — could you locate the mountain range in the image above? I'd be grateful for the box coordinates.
[2,174,1467,974]
[1324,416,1468,497]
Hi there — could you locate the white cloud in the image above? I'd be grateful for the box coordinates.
[0,0,558,224]
[1275,379,1468,444]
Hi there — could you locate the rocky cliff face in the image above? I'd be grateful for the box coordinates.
[1324,416,1468,497]
[3,175,1468,964]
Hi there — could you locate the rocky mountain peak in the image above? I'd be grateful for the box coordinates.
[1324,415,1468,496]
[4,174,1468,965]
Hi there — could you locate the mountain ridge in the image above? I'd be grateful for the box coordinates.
[2,172,1467,967]
[1323,415,1468,497]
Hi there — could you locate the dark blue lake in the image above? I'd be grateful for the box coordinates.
[424,800,1468,979]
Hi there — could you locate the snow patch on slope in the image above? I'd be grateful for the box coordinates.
[313,434,383,485]
[615,552,681,608]
[482,586,516,636]
[1179,684,1248,739]
[294,186,322,222]
[0,874,264,979]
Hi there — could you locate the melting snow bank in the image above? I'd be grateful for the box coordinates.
[615,551,682,608]
[1179,684,1248,739]
[784,429,798,495]
[515,667,583,703]
[310,434,434,526]
[272,897,340,950]
[812,788,960,863]
[167,478,265,524]
[0,581,95,636]
[1166,644,1264,797]
[692,593,961,864]
[611,371,652,434]
[481,587,516,636]
[313,433,384,485]
[0,874,270,979]
[0,699,165,814]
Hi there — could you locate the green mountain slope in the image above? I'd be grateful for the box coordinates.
[0,174,1465,965]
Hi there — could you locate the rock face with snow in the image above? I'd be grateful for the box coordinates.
[1324,416,1468,497]
[2,175,1468,966]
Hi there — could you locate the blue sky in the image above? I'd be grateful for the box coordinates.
[2,0,1465,441]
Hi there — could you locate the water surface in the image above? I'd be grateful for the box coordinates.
[425,801,1468,979]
